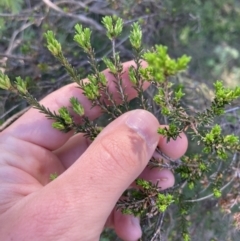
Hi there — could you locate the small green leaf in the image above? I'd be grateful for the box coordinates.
[174,87,185,101]
[15,76,27,94]
[58,107,72,124]
[156,193,174,212]
[129,22,142,49]
[70,97,85,116]
[52,121,66,131]
[49,172,58,181]
[135,178,151,190]
[74,24,92,52]
[102,16,123,39]
[183,232,191,241]
[129,66,137,84]
[99,73,107,86]
[102,57,117,74]
[188,181,194,190]
[44,31,62,56]
[0,72,12,90]
[213,188,221,198]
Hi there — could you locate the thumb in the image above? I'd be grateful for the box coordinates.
[9,110,159,241]
[61,109,160,236]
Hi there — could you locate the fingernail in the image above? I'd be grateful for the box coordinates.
[125,110,159,150]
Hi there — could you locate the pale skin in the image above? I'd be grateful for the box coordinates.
[0,61,188,241]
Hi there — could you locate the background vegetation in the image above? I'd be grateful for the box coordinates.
[0,1,239,240]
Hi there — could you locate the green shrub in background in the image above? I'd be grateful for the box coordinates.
[1,15,240,241]
[0,0,23,13]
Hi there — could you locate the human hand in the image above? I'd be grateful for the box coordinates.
[0,61,188,241]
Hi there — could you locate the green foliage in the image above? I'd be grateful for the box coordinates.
[15,76,27,94]
[183,232,191,241]
[213,187,222,198]
[102,57,117,74]
[0,0,23,13]
[143,45,191,83]
[45,31,80,83]
[213,81,240,110]
[58,107,73,125]
[135,178,152,190]
[44,31,63,57]
[70,97,85,116]
[0,71,12,90]
[74,24,92,52]
[202,124,239,159]
[129,22,142,50]
[156,193,174,212]
[102,16,123,39]
[1,15,240,241]
[49,173,58,181]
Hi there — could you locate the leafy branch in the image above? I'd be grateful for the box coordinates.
[1,16,240,241]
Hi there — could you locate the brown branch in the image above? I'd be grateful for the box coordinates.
[42,0,104,31]
[0,54,33,61]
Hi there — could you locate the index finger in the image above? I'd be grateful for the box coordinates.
[4,60,149,150]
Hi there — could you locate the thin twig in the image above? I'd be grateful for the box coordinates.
[184,175,236,203]
[55,0,116,15]
[42,0,104,31]
[0,54,33,61]
[225,106,240,113]
[155,147,183,166]
[0,107,30,132]
[0,104,21,120]
[150,212,166,241]
[0,21,34,72]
